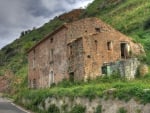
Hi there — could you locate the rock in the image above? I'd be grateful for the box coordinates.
[139,64,149,77]
[103,88,117,95]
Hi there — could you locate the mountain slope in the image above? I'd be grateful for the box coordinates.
[0,0,149,84]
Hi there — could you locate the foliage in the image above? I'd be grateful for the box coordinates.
[47,104,60,113]
[117,107,127,113]
[0,0,149,112]
[0,0,149,92]
[69,104,86,113]
[95,105,102,113]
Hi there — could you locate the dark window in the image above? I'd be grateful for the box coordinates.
[120,43,130,59]
[50,49,54,62]
[95,40,98,51]
[95,27,100,32]
[69,72,74,82]
[33,79,37,89]
[102,66,107,75]
[87,55,91,58]
[50,38,53,43]
[69,45,73,56]
[107,41,112,50]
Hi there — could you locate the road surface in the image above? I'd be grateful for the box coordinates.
[0,97,30,113]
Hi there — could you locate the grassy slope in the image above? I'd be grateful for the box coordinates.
[15,76,150,113]
[0,0,148,112]
[0,0,150,103]
[0,0,150,77]
[0,18,64,77]
[83,0,150,62]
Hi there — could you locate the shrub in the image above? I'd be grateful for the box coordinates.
[70,104,86,113]
[144,18,150,30]
[47,104,60,113]
[95,105,102,113]
[117,107,127,113]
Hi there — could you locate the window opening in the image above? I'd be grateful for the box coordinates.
[107,41,113,50]
[69,72,74,82]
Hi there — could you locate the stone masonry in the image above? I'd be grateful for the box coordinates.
[27,17,144,88]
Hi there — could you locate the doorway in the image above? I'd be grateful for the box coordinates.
[101,65,107,75]
[69,72,74,82]
[120,43,127,59]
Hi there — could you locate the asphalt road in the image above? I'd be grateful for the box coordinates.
[0,97,30,113]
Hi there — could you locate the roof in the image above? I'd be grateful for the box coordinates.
[27,24,67,53]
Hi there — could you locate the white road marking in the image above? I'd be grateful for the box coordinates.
[11,103,31,113]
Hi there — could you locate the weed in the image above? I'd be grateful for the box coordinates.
[117,107,127,113]
[47,104,60,113]
[69,104,86,113]
[95,105,102,113]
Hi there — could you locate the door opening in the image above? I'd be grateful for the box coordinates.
[69,72,74,82]
[120,43,128,59]
[101,66,107,75]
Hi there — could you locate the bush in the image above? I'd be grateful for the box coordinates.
[47,104,60,113]
[117,107,127,113]
[95,105,102,113]
[70,104,86,113]
[144,18,150,30]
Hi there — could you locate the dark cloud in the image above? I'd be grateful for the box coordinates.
[0,0,93,49]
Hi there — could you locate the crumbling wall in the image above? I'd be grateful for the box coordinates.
[58,9,84,22]
[119,58,140,79]
[21,97,150,113]
[102,58,140,79]
[67,38,84,81]
[28,28,68,88]
[28,17,145,88]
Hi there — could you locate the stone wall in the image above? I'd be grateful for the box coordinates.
[28,27,68,88]
[21,97,150,113]
[28,17,145,88]
[68,38,84,81]
[102,58,140,79]
[119,58,140,79]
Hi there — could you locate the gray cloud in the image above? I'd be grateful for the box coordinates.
[0,0,93,49]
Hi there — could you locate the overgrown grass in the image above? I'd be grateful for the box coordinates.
[0,0,149,89]
[0,1,150,112]
[15,74,150,107]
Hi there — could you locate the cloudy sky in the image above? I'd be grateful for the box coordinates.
[0,0,93,49]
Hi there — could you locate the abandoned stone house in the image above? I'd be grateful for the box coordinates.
[27,17,144,89]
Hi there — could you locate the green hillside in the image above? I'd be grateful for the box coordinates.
[0,0,150,85]
[0,18,64,76]
[83,0,150,61]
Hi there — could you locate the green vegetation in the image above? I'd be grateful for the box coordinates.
[0,1,150,112]
[0,0,149,79]
[83,0,150,64]
[95,105,102,113]
[69,104,86,113]
[15,75,150,107]
[0,18,64,77]
[117,107,127,113]
[47,104,60,113]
